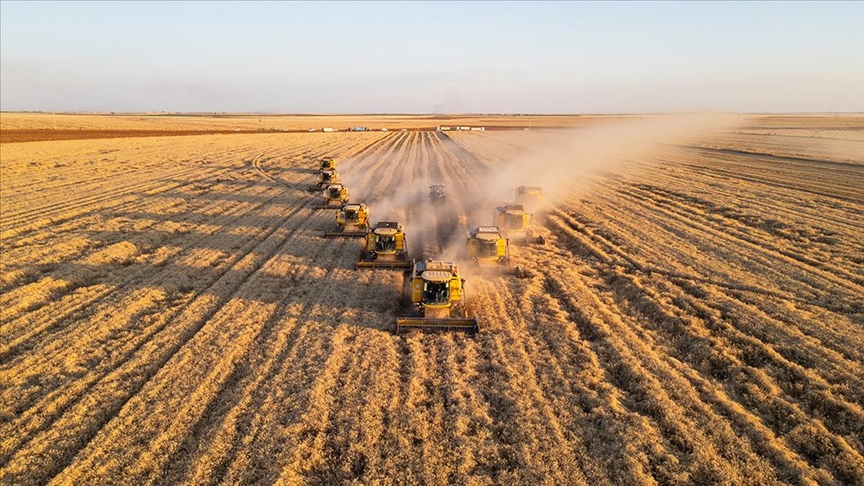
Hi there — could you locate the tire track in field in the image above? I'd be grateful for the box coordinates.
[452,129,864,478]
[0,142,264,236]
[0,144,283,265]
[541,202,864,482]
[632,270,864,432]
[545,204,864,367]
[537,266,808,483]
[0,165,263,353]
[625,157,864,234]
[0,134,365,237]
[0,135,379,353]
[423,132,465,259]
[680,144,864,170]
[219,271,403,484]
[579,184,861,307]
[467,278,598,483]
[0,194,266,360]
[407,133,440,259]
[1,194,319,485]
[343,131,412,205]
[670,154,863,204]
[175,262,395,484]
[2,140,348,482]
[5,125,863,484]
[31,137,394,486]
[125,136,394,482]
[0,149,299,360]
[0,164,211,239]
[598,270,864,481]
[159,135,428,484]
[58,228,353,485]
[617,182,864,291]
[552,183,849,300]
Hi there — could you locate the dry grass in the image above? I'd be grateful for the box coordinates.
[1,115,863,485]
[0,112,621,132]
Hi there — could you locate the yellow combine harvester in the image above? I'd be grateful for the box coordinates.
[397,260,479,334]
[357,222,411,269]
[319,157,337,171]
[467,226,525,277]
[311,169,340,191]
[314,183,350,209]
[494,204,545,245]
[516,186,546,212]
[323,202,369,238]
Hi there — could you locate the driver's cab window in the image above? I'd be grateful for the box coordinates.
[506,213,522,228]
[377,236,395,251]
[423,281,449,304]
[481,240,497,256]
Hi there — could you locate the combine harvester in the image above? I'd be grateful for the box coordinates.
[310,169,340,192]
[515,186,546,213]
[429,183,446,204]
[319,157,337,171]
[357,222,411,269]
[314,183,349,209]
[466,226,525,277]
[323,202,369,238]
[494,204,546,245]
[397,260,479,334]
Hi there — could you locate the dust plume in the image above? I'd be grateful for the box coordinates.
[462,113,739,227]
[341,114,740,262]
[435,113,741,261]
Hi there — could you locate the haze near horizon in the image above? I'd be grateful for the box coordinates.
[1,1,862,114]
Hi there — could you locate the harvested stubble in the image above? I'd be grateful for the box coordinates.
[1,115,863,485]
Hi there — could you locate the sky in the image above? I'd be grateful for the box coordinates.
[1,1,862,113]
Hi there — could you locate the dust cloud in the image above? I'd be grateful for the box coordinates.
[345,113,741,261]
[466,113,740,223]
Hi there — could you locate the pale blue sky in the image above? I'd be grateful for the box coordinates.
[1,1,862,113]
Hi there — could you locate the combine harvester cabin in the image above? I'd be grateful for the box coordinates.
[319,157,337,171]
[429,183,446,204]
[397,260,479,334]
[357,222,410,269]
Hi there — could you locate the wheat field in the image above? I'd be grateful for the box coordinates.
[1,115,863,485]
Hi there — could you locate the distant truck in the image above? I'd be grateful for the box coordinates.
[322,127,337,132]
[351,126,366,132]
